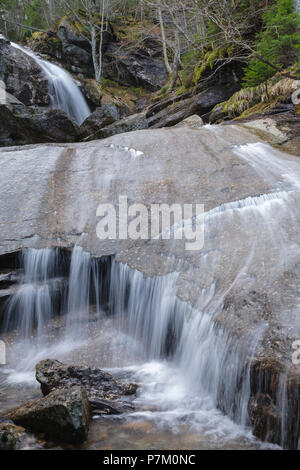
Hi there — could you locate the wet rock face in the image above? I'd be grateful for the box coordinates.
[248,360,300,449]
[36,359,137,402]
[248,394,282,444]
[0,421,27,450]
[3,386,89,444]
[0,41,49,106]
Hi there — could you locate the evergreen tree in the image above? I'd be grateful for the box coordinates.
[243,0,300,87]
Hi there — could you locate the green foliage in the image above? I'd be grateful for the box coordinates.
[243,0,300,87]
[23,0,47,39]
[193,44,235,85]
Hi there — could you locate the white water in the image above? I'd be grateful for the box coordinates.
[1,140,300,448]
[11,42,90,125]
[0,246,278,449]
[0,248,275,449]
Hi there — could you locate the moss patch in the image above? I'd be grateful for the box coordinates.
[212,70,300,121]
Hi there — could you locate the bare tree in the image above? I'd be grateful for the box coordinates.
[59,0,110,85]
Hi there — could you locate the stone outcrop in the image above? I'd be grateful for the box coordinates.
[4,386,89,444]
[0,104,80,147]
[103,42,168,91]
[79,104,120,140]
[0,38,49,106]
[85,111,148,140]
[173,114,204,128]
[29,18,168,91]
[146,83,240,128]
[36,359,137,414]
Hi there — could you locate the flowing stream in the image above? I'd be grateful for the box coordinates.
[11,42,90,125]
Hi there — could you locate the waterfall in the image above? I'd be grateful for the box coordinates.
[11,42,90,125]
[0,136,299,447]
[65,246,92,341]
[2,248,64,341]
[108,260,266,427]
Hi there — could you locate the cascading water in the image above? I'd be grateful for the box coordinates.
[2,248,62,341]
[0,136,299,448]
[11,42,90,125]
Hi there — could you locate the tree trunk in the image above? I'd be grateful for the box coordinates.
[158,6,172,75]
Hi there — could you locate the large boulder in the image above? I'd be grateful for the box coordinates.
[36,359,137,402]
[79,104,119,140]
[4,386,89,444]
[0,104,80,147]
[0,38,49,106]
[81,78,103,107]
[173,114,204,129]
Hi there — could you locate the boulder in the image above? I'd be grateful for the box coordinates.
[79,104,120,140]
[4,386,89,444]
[63,44,92,71]
[0,104,80,147]
[0,40,49,106]
[0,421,27,450]
[208,104,225,124]
[239,110,300,156]
[89,112,148,140]
[173,114,204,129]
[36,359,137,402]
[81,78,103,107]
